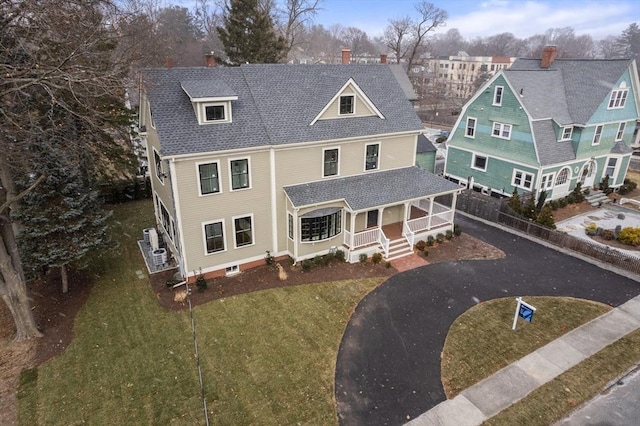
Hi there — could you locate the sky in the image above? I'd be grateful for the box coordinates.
[312,0,639,40]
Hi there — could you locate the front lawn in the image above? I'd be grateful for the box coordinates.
[18,199,384,425]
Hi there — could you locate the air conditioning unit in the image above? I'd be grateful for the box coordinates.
[152,248,167,266]
[143,228,154,244]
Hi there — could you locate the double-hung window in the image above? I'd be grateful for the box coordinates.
[541,173,554,190]
[512,170,533,189]
[605,158,617,177]
[493,86,503,106]
[592,125,603,145]
[233,215,253,248]
[365,144,379,170]
[608,89,628,109]
[204,221,225,254]
[230,159,250,190]
[323,148,339,177]
[465,117,476,138]
[198,162,220,195]
[339,95,354,115]
[492,122,512,139]
[154,149,164,183]
[616,122,626,141]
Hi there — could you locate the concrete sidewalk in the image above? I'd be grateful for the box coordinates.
[407,294,640,426]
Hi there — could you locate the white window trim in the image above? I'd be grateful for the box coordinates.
[592,124,603,146]
[322,146,340,178]
[471,154,487,171]
[153,147,165,185]
[465,117,477,138]
[157,198,172,237]
[196,160,222,197]
[364,142,380,171]
[338,94,356,115]
[202,219,226,256]
[287,212,294,241]
[493,86,503,106]
[198,101,232,124]
[603,156,620,179]
[232,213,255,249]
[228,157,251,191]
[616,122,626,141]
[607,88,628,109]
[512,169,534,190]
[492,122,512,140]
[555,167,571,185]
[561,126,573,141]
[541,173,555,190]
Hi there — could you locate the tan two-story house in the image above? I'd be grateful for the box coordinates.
[139,61,462,281]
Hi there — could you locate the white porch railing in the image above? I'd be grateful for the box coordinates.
[403,221,415,248]
[408,201,455,233]
[344,227,390,256]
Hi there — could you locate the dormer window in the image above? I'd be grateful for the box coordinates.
[339,95,354,115]
[561,126,572,141]
[205,105,226,121]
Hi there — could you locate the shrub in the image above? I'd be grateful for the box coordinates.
[549,199,559,210]
[558,197,568,208]
[371,252,383,264]
[196,275,207,292]
[585,223,597,236]
[334,249,346,262]
[507,187,522,214]
[302,259,312,271]
[359,253,368,264]
[617,227,640,246]
[453,223,462,236]
[601,229,614,240]
[288,255,295,266]
[325,252,335,263]
[423,249,429,257]
[166,279,179,288]
[619,178,638,195]
[427,235,435,246]
[445,230,453,240]
[436,233,445,243]
[265,250,274,266]
[569,183,585,203]
[415,240,427,251]
[535,204,556,229]
[385,261,392,268]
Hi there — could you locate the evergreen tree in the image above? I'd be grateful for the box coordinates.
[217,0,287,64]
[13,146,113,294]
[507,187,522,215]
[522,193,538,220]
[536,204,556,229]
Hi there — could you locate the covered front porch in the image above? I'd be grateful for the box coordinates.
[343,197,457,261]
[284,166,462,263]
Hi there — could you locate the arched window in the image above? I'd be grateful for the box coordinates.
[555,168,570,185]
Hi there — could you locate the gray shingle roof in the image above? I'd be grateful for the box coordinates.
[283,166,461,211]
[503,70,572,123]
[144,64,424,156]
[508,58,633,124]
[416,134,436,153]
[181,79,237,99]
[531,120,576,166]
[611,140,633,155]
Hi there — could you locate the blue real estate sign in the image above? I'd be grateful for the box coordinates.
[512,297,537,331]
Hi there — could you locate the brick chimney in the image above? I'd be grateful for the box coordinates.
[166,56,173,68]
[380,54,387,64]
[205,52,216,67]
[541,45,558,69]
[341,48,351,64]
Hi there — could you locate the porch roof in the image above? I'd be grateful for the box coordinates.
[283,166,461,212]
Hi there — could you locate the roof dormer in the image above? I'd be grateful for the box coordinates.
[310,78,384,125]
[181,80,238,125]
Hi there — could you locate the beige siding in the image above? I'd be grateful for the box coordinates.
[174,150,273,274]
[382,205,403,225]
[319,89,376,120]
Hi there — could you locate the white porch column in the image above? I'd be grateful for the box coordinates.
[404,201,411,221]
[378,207,384,227]
[293,209,299,262]
[350,211,357,234]
[427,197,435,229]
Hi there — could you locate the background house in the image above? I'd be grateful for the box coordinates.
[139,58,461,281]
[444,46,639,201]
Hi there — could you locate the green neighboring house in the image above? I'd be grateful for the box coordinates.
[416,134,437,172]
[444,46,639,200]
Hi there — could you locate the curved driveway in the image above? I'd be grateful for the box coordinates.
[335,215,640,426]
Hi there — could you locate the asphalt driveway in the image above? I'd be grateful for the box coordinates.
[334,215,640,426]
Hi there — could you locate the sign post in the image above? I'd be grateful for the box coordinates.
[512,297,536,331]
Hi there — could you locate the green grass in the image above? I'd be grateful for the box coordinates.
[441,296,611,397]
[18,199,384,425]
[485,329,640,425]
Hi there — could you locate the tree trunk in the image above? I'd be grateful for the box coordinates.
[61,264,68,294]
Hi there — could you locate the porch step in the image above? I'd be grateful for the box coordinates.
[585,190,611,207]
[385,238,414,261]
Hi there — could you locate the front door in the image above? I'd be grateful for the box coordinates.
[366,210,379,228]
[580,161,597,188]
